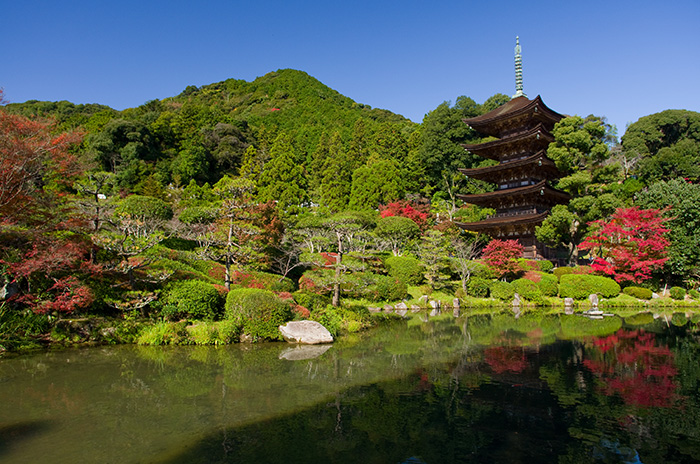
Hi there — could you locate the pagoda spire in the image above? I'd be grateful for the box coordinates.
[513,36,526,98]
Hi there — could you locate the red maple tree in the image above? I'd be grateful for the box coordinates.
[481,239,523,279]
[579,207,670,284]
[379,200,429,230]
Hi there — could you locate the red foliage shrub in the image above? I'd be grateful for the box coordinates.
[481,239,523,279]
[380,200,430,229]
[292,304,311,318]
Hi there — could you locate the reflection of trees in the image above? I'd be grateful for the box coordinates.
[583,329,679,408]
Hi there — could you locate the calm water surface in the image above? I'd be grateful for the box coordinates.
[1,312,700,463]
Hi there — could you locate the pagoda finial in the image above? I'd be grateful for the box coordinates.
[513,36,526,98]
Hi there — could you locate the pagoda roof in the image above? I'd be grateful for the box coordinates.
[464,95,565,138]
[459,151,563,181]
[457,180,570,208]
[457,211,550,232]
[462,123,555,161]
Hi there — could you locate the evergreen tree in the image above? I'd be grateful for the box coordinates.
[318,132,352,212]
[257,133,308,215]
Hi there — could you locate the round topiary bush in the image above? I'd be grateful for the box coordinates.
[669,286,686,300]
[293,291,331,311]
[623,286,653,300]
[467,277,490,298]
[490,281,515,301]
[537,260,554,273]
[225,288,293,341]
[537,274,559,296]
[384,255,424,285]
[689,289,700,300]
[370,274,408,302]
[161,280,225,320]
[559,274,621,300]
[553,267,574,281]
[512,278,544,303]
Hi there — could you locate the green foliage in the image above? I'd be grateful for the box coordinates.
[136,321,188,345]
[309,304,343,336]
[535,273,559,297]
[0,304,50,351]
[537,260,554,273]
[370,275,408,302]
[384,255,424,285]
[349,159,403,210]
[375,216,420,256]
[624,312,654,326]
[689,289,700,300]
[558,274,621,300]
[559,314,622,339]
[292,291,331,311]
[547,115,611,174]
[669,286,686,300]
[490,281,515,301]
[115,195,173,221]
[623,286,653,300]
[161,280,225,321]
[467,277,490,298]
[185,320,242,345]
[230,270,295,292]
[512,278,544,303]
[225,288,293,341]
[553,267,574,281]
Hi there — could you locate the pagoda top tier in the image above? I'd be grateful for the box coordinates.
[464,95,565,139]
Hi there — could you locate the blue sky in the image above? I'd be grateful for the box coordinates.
[3,0,698,136]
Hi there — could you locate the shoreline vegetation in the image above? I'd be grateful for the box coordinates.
[2,73,700,355]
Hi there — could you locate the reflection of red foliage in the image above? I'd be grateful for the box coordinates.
[583,329,679,408]
[484,346,528,374]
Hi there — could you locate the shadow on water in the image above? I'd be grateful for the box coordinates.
[0,420,53,456]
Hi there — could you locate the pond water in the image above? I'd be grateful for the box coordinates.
[1,312,700,463]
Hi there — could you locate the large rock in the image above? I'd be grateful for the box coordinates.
[279,321,333,344]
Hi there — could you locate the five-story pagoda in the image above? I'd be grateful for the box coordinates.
[457,37,570,259]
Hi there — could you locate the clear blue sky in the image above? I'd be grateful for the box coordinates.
[3,0,698,136]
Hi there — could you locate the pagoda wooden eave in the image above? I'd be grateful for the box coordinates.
[462,123,555,161]
[458,151,563,181]
[463,95,565,138]
[457,210,550,232]
[457,180,570,207]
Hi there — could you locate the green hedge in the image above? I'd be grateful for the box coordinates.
[537,260,554,273]
[225,288,293,341]
[467,277,490,298]
[623,286,653,300]
[384,255,424,285]
[559,274,621,300]
[553,267,574,281]
[512,278,544,303]
[161,280,225,320]
[669,287,686,300]
[690,289,700,300]
[535,273,559,297]
[370,274,408,302]
[490,281,515,301]
[293,291,331,311]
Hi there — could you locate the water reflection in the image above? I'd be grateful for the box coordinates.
[0,312,699,463]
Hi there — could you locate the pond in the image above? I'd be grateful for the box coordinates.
[1,311,700,463]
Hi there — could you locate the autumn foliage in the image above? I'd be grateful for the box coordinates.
[481,239,523,279]
[379,200,430,230]
[579,207,670,283]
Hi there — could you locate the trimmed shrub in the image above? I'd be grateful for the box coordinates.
[490,281,515,301]
[136,321,188,345]
[537,260,554,273]
[623,286,653,300]
[512,278,544,303]
[293,291,331,311]
[384,255,424,285]
[553,267,574,281]
[689,289,700,300]
[370,274,408,302]
[669,287,686,300]
[230,270,295,292]
[310,305,343,336]
[225,288,293,341]
[559,274,621,300]
[537,273,559,297]
[161,280,225,321]
[467,277,490,298]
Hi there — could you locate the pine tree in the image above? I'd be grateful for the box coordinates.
[257,133,308,215]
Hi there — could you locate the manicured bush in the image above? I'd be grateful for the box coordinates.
[384,255,424,285]
[536,273,559,297]
[161,280,225,320]
[293,291,331,311]
[512,278,544,303]
[230,270,295,292]
[689,289,700,300]
[467,277,491,298]
[136,321,188,345]
[669,287,686,300]
[490,281,515,301]
[537,260,554,273]
[559,274,621,300]
[623,286,653,300]
[225,288,293,341]
[310,305,343,336]
[553,267,574,281]
[370,274,408,302]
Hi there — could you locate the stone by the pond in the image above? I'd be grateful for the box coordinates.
[395,302,408,310]
[383,304,394,313]
[512,293,521,307]
[279,344,332,361]
[652,292,660,299]
[410,305,421,312]
[452,298,460,308]
[588,294,599,308]
[429,308,440,317]
[564,297,574,307]
[429,300,440,309]
[418,295,429,304]
[279,321,333,344]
